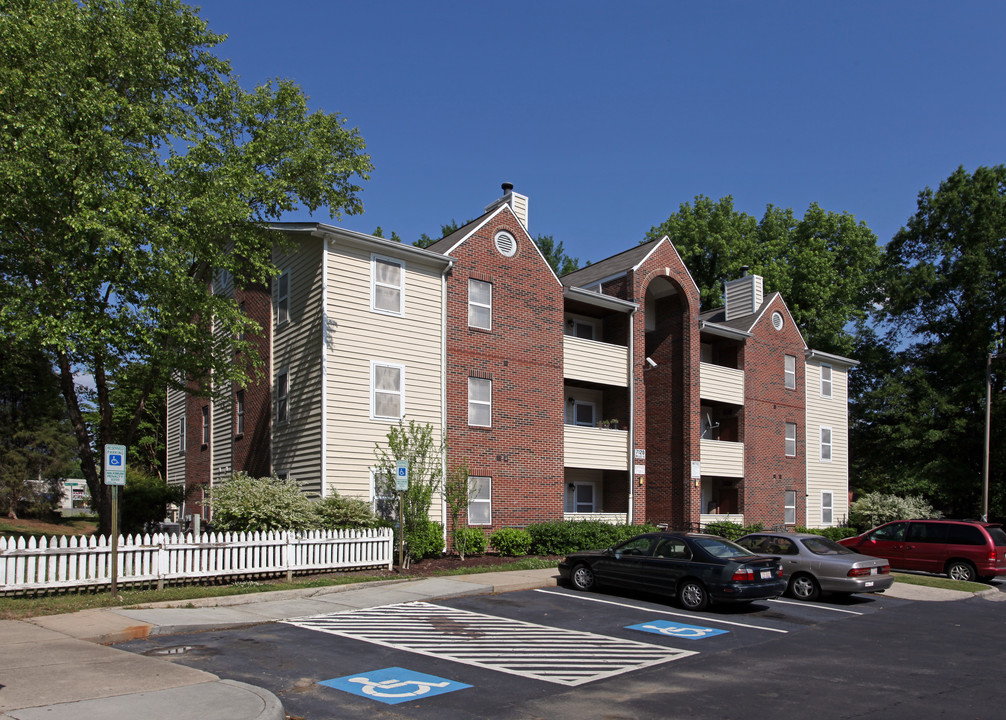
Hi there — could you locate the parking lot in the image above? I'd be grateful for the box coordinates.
[116,581,1006,720]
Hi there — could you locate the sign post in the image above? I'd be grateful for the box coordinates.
[395,461,409,568]
[104,444,126,595]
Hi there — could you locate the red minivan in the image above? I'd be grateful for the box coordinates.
[839,519,1006,582]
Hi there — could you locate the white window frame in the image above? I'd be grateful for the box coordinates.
[568,482,596,513]
[235,389,245,436]
[178,415,186,454]
[572,400,596,427]
[372,362,405,420]
[276,270,290,326]
[785,354,796,390]
[369,467,396,516]
[371,254,405,316]
[822,490,834,526]
[468,278,492,330]
[785,422,797,457]
[276,368,289,425]
[820,363,833,398]
[784,490,797,525]
[201,406,210,445]
[820,426,833,462]
[565,316,597,340]
[468,376,492,427]
[468,476,492,525]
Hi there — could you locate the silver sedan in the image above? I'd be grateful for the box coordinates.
[736,532,893,601]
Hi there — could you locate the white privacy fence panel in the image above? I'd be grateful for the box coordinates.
[0,528,393,593]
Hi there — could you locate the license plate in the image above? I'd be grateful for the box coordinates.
[870,567,878,575]
[865,581,874,587]
[760,570,772,580]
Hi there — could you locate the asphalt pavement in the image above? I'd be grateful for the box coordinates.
[1,569,1001,720]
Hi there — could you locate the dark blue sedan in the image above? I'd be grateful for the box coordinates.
[558,532,786,611]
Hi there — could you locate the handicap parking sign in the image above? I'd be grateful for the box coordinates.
[319,667,471,705]
[626,619,728,639]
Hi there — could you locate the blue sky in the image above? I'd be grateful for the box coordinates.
[194,1,1006,265]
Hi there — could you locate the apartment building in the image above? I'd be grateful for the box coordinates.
[167,185,855,531]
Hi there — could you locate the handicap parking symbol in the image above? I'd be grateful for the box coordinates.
[626,619,728,639]
[319,667,471,705]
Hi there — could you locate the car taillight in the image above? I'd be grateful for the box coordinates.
[847,567,872,577]
[878,566,890,574]
[732,568,755,581]
[988,550,998,563]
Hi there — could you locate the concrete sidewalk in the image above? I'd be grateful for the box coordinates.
[2,568,999,720]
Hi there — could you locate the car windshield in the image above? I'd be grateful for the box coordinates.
[694,536,755,558]
[800,536,855,555]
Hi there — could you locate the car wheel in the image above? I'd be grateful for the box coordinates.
[571,563,596,591]
[678,579,709,611]
[946,560,977,582]
[788,573,821,601]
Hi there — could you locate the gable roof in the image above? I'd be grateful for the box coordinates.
[560,239,661,288]
[423,211,494,255]
[699,292,807,348]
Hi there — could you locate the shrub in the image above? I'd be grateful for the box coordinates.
[795,526,858,541]
[526,521,658,556]
[701,520,763,541]
[406,519,444,560]
[314,494,380,530]
[121,469,185,534]
[453,526,486,558]
[849,492,942,532]
[209,473,317,532]
[490,527,532,556]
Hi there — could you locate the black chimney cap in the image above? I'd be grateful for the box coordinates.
[501,182,514,194]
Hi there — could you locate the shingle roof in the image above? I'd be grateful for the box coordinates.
[423,211,494,255]
[560,238,662,287]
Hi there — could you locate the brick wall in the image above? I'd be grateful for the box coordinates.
[443,208,565,532]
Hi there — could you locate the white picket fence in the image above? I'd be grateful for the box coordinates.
[0,528,394,594]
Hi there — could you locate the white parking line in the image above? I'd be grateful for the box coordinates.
[534,589,788,633]
[769,598,864,615]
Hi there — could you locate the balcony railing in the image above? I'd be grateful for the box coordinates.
[699,438,745,477]
[564,336,629,387]
[563,512,629,524]
[564,424,629,470]
[700,362,744,404]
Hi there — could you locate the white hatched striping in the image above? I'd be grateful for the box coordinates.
[283,601,696,686]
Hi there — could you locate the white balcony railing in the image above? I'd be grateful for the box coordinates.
[564,424,629,470]
[563,336,629,387]
[699,438,745,477]
[699,362,745,404]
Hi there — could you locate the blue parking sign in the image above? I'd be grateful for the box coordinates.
[626,619,728,639]
[104,444,126,486]
[319,667,470,705]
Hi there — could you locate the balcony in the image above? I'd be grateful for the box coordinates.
[700,362,744,404]
[564,336,629,387]
[564,425,629,470]
[699,438,745,477]
[563,512,629,524]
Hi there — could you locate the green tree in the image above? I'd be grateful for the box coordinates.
[534,234,581,276]
[120,467,185,534]
[645,196,882,355]
[373,420,444,566]
[0,341,79,519]
[0,0,372,534]
[858,166,1006,519]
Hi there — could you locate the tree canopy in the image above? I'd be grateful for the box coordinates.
[0,0,372,533]
[645,196,882,355]
[852,166,1006,519]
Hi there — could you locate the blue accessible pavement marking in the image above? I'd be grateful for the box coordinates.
[319,667,471,705]
[626,620,729,640]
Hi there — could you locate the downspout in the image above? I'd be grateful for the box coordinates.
[628,307,637,525]
[320,236,329,498]
[440,260,454,546]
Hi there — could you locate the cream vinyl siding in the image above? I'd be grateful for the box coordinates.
[323,241,444,519]
[564,425,628,470]
[271,237,325,496]
[699,362,745,404]
[805,361,850,527]
[211,272,234,485]
[699,439,745,477]
[166,384,187,487]
[563,336,629,386]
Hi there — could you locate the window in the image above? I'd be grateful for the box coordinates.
[820,426,832,461]
[468,279,492,330]
[372,363,404,419]
[566,399,595,427]
[468,476,491,524]
[369,468,396,518]
[785,422,797,457]
[568,483,595,513]
[276,369,289,424]
[784,490,797,525]
[468,377,491,426]
[785,354,796,390]
[277,271,290,326]
[235,390,245,435]
[820,364,833,398]
[201,406,210,445]
[178,416,186,454]
[372,256,404,315]
[821,491,834,525]
[566,318,596,340]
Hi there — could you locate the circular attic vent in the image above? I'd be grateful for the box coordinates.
[494,230,517,258]
[772,311,784,331]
